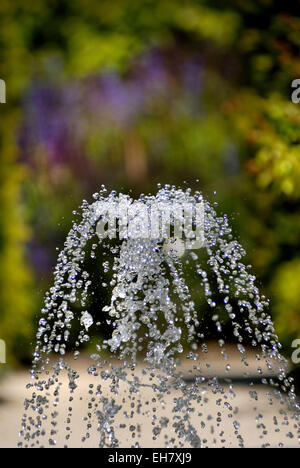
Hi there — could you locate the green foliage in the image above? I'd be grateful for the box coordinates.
[1,0,300,364]
[228,93,300,196]
[271,259,300,348]
[0,114,34,365]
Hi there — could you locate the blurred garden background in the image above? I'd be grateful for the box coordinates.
[0,0,300,379]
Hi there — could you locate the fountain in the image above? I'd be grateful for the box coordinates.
[19,185,300,448]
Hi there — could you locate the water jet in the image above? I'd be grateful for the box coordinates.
[19,186,300,448]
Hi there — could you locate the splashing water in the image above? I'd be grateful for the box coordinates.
[19,186,300,448]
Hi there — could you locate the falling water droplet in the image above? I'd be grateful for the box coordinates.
[19,185,300,449]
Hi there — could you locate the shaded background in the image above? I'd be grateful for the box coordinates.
[0,0,300,374]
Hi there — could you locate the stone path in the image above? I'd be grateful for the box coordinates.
[0,345,299,448]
